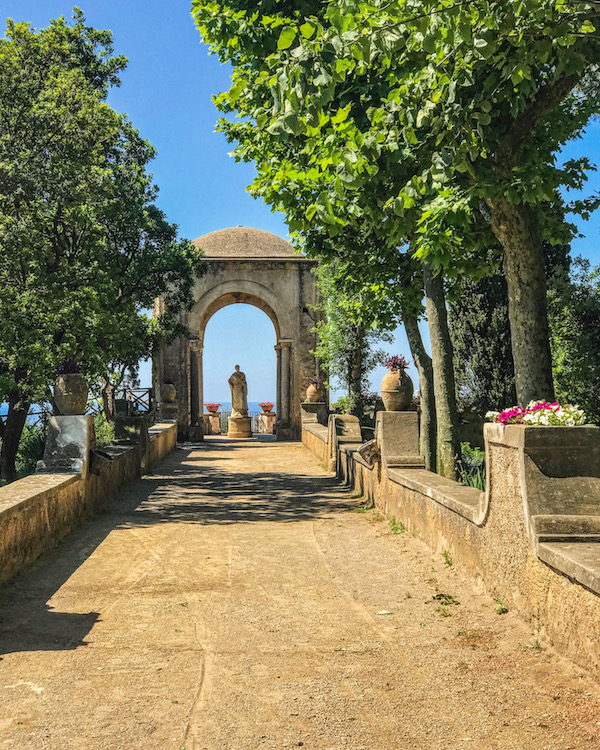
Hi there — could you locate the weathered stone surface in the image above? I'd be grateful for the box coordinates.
[228,365,248,417]
[36,416,94,477]
[304,420,600,681]
[155,226,325,441]
[1,423,176,586]
[228,415,252,438]
[203,413,221,435]
[258,412,276,434]
[300,401,327,425]
[375,410,424,469]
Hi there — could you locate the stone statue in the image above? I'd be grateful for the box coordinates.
[228,365,248,417]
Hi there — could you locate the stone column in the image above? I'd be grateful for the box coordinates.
[280,339,292,423]
[189,339,200,426]
[275,343,282,415]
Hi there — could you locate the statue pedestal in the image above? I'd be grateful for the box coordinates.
[203,413,221,435]
[258,412,276,434]
[228,415,252,438]
[301,401,328,426]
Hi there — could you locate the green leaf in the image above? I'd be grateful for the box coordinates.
[300,22,316,39]
[277,27,297,50]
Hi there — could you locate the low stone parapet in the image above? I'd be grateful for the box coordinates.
[302,416,600,679]
[0,421,177,586]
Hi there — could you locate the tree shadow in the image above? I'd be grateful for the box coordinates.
[0,439,350,656]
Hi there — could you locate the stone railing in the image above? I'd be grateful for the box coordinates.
[0,417,177,586]
[302,412,600,679]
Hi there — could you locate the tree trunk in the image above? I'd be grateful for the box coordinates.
[488,198,554,405]
[349,323,365,418]
[0,392,29,483]
[101,377,115,421]
[423,263,460,481]
[403,310,436,472]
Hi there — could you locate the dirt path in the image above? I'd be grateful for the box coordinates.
[1,437,599,749]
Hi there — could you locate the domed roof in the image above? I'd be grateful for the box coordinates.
[192,226,303,259]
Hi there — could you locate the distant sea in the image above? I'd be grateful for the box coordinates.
[0,400,277,416]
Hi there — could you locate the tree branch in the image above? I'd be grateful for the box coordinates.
[497,71,582,167]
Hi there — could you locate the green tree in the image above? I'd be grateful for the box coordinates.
[549,258,600,423]
[193,0,600,407]
[313,259,392,417]
[0,12,202,481]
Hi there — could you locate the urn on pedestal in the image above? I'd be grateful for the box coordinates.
[381,354,413,412]
[306,377,323,403]
[54,359,88,416]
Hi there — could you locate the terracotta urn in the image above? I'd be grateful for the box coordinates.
[381,369,414,411]
[162,383,176,404]
[205,404,220,414]
[54,374,89,416]
[260,404,274,413]
[306,384,320,403]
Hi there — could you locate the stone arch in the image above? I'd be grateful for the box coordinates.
[154,227,324,440]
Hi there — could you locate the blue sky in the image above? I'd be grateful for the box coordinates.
[4,2,600,403]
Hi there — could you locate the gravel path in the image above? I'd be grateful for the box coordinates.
[1,437,599,749]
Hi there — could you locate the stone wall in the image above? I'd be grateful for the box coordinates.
[0,422,177,586]
[303,418,600,679]
[301,423,330,468]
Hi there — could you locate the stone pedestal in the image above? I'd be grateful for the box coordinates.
[228,415,252,438]
[258,412,276,434]
[203,413,222,435]
[159,402,178,422]
[36,415,94,478]
[300,401,328,426]
[375,411,424,469]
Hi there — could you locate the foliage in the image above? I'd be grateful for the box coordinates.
[15,422,47,479]
[313,260,393,416]
[486,400,587,426]
[457,441,486,490]
[549,258,600,423]
[448,259,517,414]
[193,0,600,404]
[382,354,410,371]
[331,394,353,414]
[0,11,203,478]
[449,234,573,415]
[308,377,323,387]
[94,413,115,448]
[56,359,84,375]
[0,10,202,403]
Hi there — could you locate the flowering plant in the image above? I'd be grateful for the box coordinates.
[486,400,587,426]
[204,403,221,409]
[308,377,323,388]
[258,402,273,409]
[382,354,410,371]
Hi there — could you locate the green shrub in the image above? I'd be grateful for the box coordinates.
[16,423,47,478]
[458,441,486,490]
[94,413,115,448]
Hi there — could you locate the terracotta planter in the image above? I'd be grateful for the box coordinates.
[205,404,220,414]
[54,373,88,416]
[162,383,176,404]
[381,369,413,412]
[306,384,320,403]
[260,404,274,413]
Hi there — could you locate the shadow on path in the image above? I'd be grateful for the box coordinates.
[0,439,350,657]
